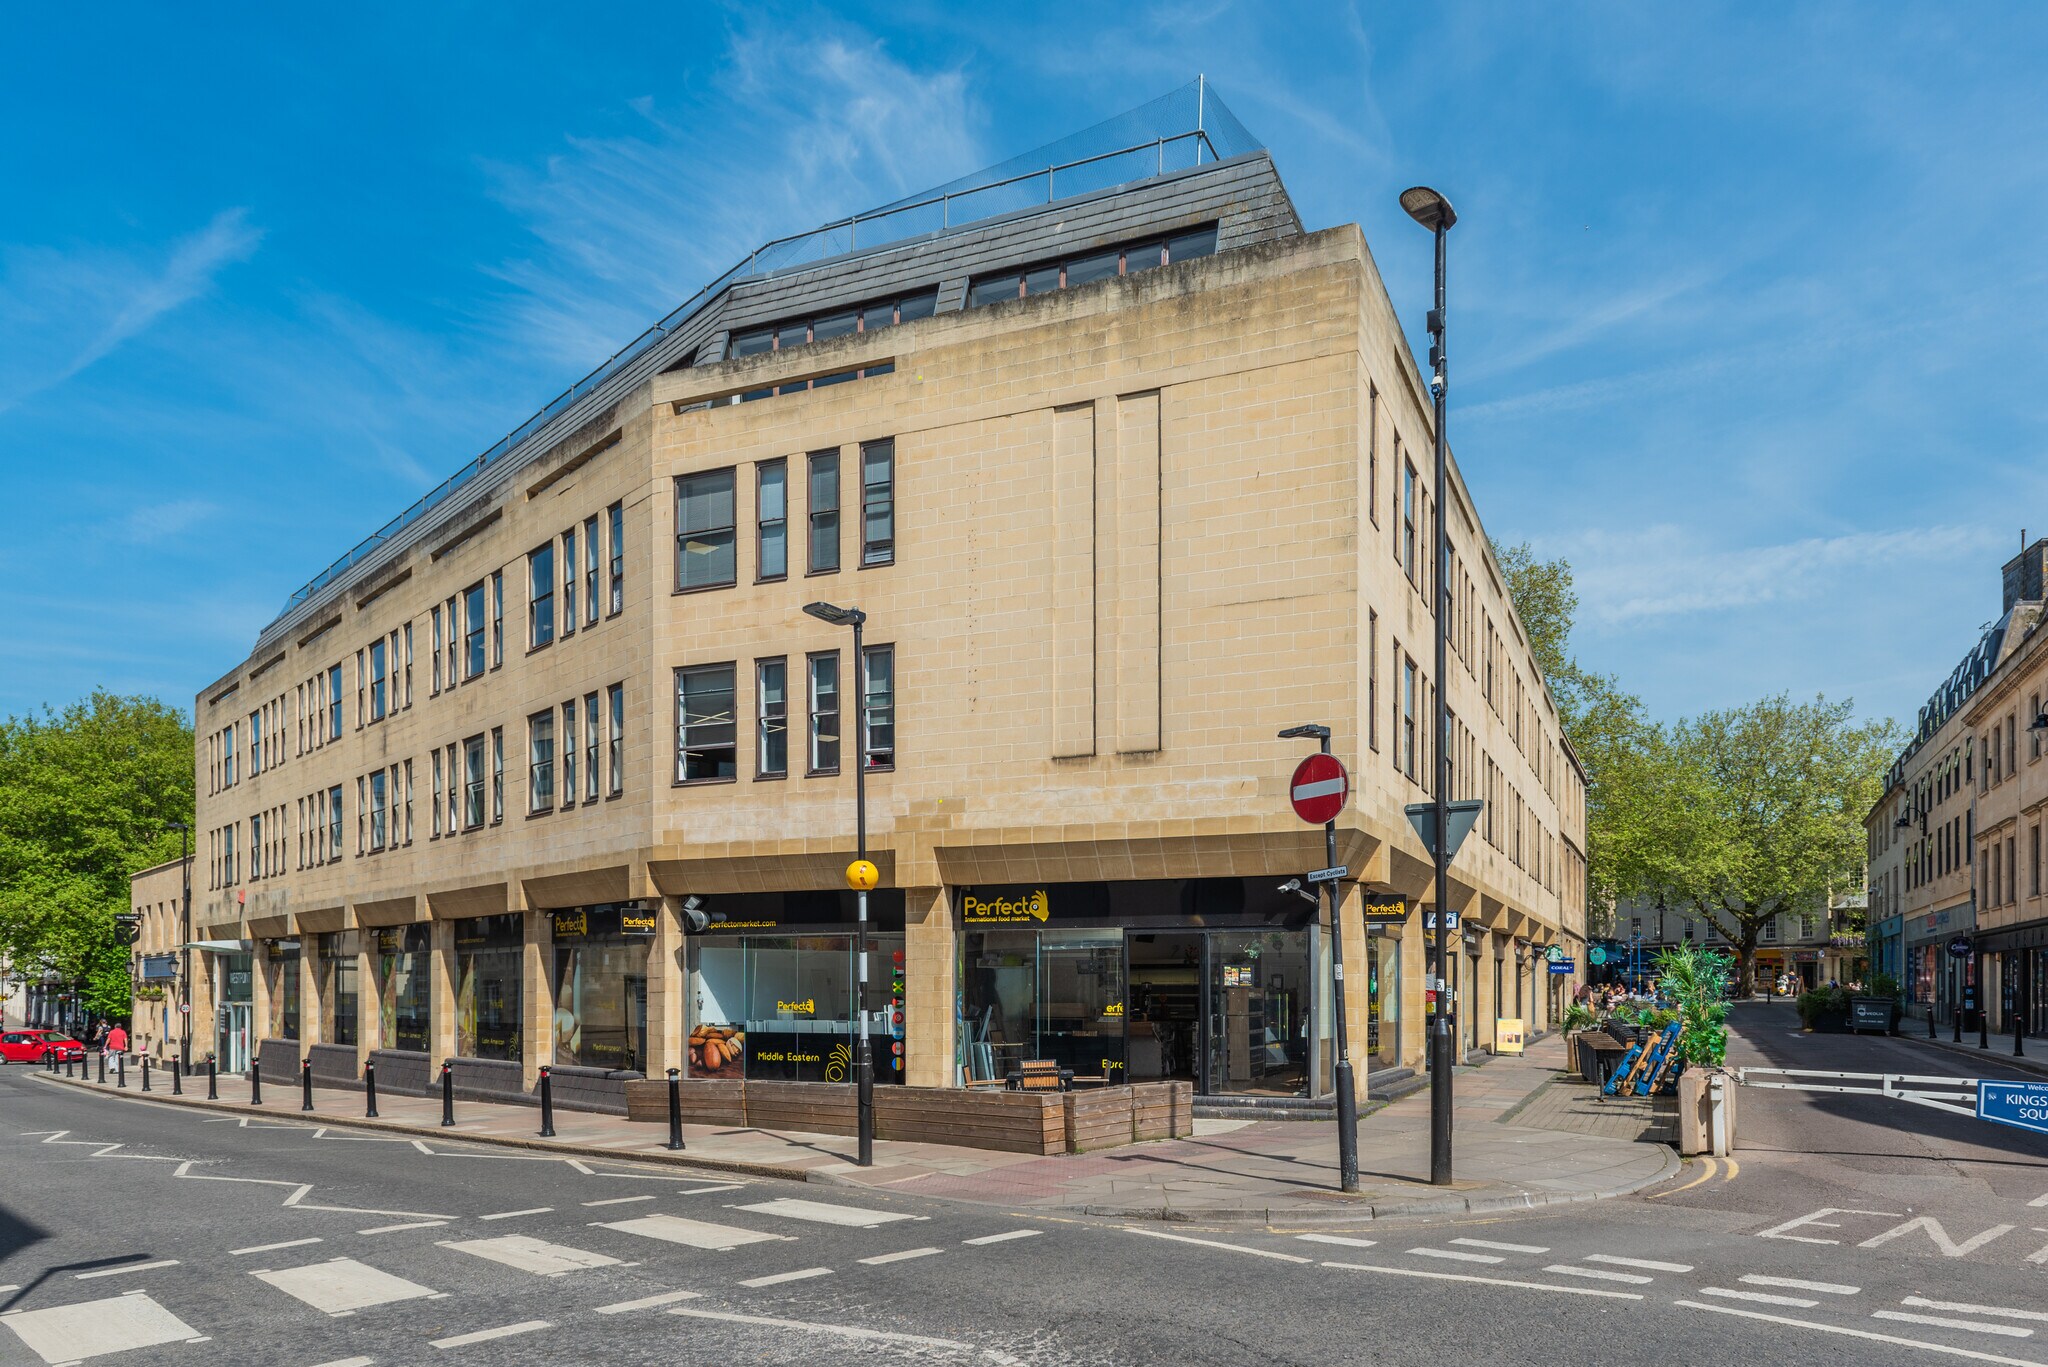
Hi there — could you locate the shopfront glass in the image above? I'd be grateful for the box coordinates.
[377,925,431,1053]
[1368,931,1401,1065]
[551,906,653,1072]
[1206,929,1312,1097]
[268,942,300,1040]
[217,951,252,1071]
[322,932,359,1047]
[689,923,908,1084]
[456,914,523,1061]
[967,928,1126,1084]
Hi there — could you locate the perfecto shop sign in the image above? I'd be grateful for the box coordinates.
[962,889,1052,924]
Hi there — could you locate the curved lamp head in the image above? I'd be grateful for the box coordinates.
[803,600,865,628]
[1399,186,1457,231]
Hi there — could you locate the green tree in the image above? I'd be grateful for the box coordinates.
[1492,543,1655,922]
[0,691,193,1019]
[1636,693,1898,992]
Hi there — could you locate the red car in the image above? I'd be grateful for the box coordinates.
[0,1029,86,1064]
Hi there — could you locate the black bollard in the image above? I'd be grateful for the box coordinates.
[364,1059,379,1119]
[1981,1005,1991,1050]
[538,1066,555,1138]
[301,1059,314,1112]
[1928,1003,1938,1040]
[97,1050,106,1084]
[2017,1016,2027,1058]
[1954,1004,1964,1044]
[141,1056,151,1092]
[250,1060,262,1106]
[666,1067,685,1151]
[115,1052,125,1088]
[171,1056,182,1095]
[440,1061,455,1127]
[207,1054,218,1100]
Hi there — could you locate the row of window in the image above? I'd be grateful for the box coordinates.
[676,439,894,592]
[296,665,345,757]
[675,646,893,784]
[356,624,416,726]
[522,684,626,816]
[963,228,1217,309]
[432,571,503,694]
[526,501,626,652]
[432,728,504,835]
[722,289,931,402]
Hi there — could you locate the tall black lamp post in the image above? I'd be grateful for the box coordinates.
[804,599,876,1167]
[169,820,191,1073]
[1400,183,1458,1186]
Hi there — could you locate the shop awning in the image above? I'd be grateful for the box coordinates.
[183,940,251,953]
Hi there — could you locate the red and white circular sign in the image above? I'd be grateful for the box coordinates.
[1289,753,1349,824]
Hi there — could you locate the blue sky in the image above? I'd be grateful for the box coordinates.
[4,3,2046,730]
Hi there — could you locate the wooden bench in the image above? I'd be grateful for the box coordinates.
[1006,1060,1074,1092]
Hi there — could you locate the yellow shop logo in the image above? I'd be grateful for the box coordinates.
[1102,1002,1124,1017]
[777,999,816,1016]
[963,890,1050,923]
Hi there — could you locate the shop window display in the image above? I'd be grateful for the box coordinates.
[551,905,655,1071]
[377,925,432,1053]
[456,914,523,1061]
[323,932,359,1047]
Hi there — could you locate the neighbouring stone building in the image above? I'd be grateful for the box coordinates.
[184,81,1586,1119]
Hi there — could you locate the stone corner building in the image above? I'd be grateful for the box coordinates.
[190,81,1586,1119]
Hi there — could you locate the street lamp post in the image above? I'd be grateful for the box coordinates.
[169,820,191,1075]
[1400,183,1457,1187]
[804,600,876,1167]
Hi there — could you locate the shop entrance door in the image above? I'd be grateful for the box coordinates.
[1203,930,1310,1096]
[217,1004,251,1073]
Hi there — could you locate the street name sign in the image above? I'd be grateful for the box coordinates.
[1977,1079,2048,1136]
[1547,959,1576,975]
[1289,754,1349,824]
[1306,865,1348,884]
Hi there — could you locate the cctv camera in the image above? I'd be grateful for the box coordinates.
[1279,879,1302,894]
[681,894,703,913]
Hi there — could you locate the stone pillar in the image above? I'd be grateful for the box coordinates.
[522,908,554,1089]
[1336,882,1371,1085]
[903,886,954,1089]
[1398,908,1429,1072]
[646,895,685,1078]
[251,945,274,1049]
[356,934,380,1072]
[430,918,457,1065]
[300,943,325,1049]
[1474,932,1498,1055]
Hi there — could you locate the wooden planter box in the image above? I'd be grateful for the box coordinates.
[877,1087,1065,1154]
[1130,1081,1193,1141]
[744,1081,858,1135]
[1065,1087,1135,1152]
[623,1078,745,1127]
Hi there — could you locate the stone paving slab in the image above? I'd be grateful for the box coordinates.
[34,1033,1674,1225]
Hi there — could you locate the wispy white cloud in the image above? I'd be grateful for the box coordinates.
[0,208,261,413]
[119,498,218,544]
[479,27,985,369]
[1555,523,2008,627]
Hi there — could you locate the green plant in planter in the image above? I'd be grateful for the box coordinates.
[1865,971,1902,1002]
[1653,942,1731,1068]
[1560,1002,1597,1034]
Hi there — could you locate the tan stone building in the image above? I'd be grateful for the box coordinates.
[189,88,1584,1116]
[127,855,213,1067]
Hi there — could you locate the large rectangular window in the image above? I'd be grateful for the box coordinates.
[676,469,737,590]
[863,644,894,769]
[583,514,600,626]
[807,450,840,574]
[455,915,523,1062]
[757,658,788,778]
[757,459,788,581]
[677,664,738,782]
[808,651,840,774]
[328,666,342,740]
[369,769,388,851]
[378,925,432,1053]
[860,438,894,567]
[1401,655,1418,781]
[607,683,624,796]
[369,639,387,720]
[1401,460,1417,582]
[328,784,342,855]
[561,526,578,636]
[491,570,504,667]
[431,607,444,693]
[431,749,444,837]
[491,727,504,823]
[463,582,485,679]
[607,502,624,615]
[464,734,486,829]
[584,692,601,803]
[561,701,578,807]
[528,544,555,647]
[324,932,358,1048]
[528,711,555,812]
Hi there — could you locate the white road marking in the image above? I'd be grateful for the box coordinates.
[1323,1260,1644,1300]
[75,1260,178,1280]
[1407,1247,1504,1265]
[439,1235,623,1276]
[1743,1274,1860,1295]
[1584,1253,1692,1272]
[1873,1311,2033,1340]
[429,1320,551,1349]
[739,1267,834,1288]
[1677,1299,2046,1366]
[597,1214,791,1251]
[1545,1264,1654,1285]
[478,1207,553,1221]
[667,1306,1024,1364]
[356,1220,446,1235]
[1451,1238,1548,1254]
[1756,1207,1900,1245]
[1702,1286,1820,1308]
[678,1183,747,1196]
[1116,1228,1310,1263]
[0,1285,16,1294]
[0,1292,201,1363]
[1296,1234,1377,1249]
[2029,1194,2048,1208]
[594,1290,703,1314]
[860,1247,946,1264]
[253,1259,437,1315]
[1904,1297,2048,1325]
[963,1230,1043,1246]
[582,1196,656,1207]
[735,1198,921,1228]
[232,1238,322,1256]
[1860,1217,2017,1257]
[308,1358,375,1367]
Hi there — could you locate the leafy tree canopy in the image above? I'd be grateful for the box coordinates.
[0,691,193,1018]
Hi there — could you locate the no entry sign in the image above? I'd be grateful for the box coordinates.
[1290,753,1349,824]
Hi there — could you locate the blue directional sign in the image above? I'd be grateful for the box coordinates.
[1546,958,1576,975]
[1977,1079,2048,1136]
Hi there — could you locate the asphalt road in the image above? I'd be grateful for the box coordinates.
[0,1006,2043,1367]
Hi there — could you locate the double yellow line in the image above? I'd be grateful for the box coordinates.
[1649,1153,1741,1197]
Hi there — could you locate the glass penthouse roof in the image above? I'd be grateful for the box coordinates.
[272,77,1262,623]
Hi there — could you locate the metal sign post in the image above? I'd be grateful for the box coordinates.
[1280,727,1358,1193]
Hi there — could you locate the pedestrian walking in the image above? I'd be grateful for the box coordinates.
[104,1022,128,1079]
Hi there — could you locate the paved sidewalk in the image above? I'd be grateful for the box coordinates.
[35,1034,1674,1225]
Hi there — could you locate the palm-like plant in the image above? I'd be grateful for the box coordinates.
[1653,942,1732,1068]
